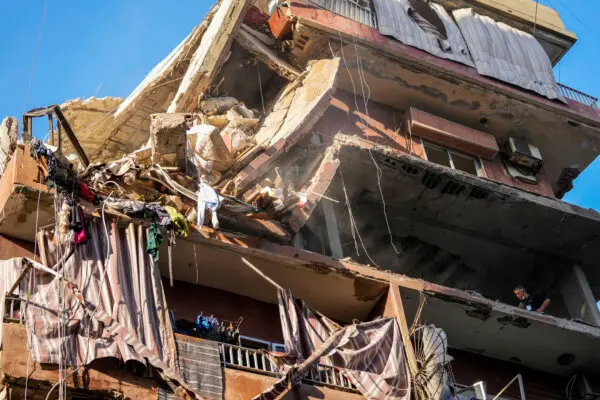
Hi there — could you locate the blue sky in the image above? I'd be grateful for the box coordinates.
[0,0,598,209]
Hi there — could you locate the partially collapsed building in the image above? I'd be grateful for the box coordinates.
[1,0,600,399]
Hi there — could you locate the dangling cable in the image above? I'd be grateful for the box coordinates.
[45,191,115,400]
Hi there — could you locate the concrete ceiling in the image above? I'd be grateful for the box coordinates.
[402,286,600,377]
[156,237,387,323]
[320,142,600,305]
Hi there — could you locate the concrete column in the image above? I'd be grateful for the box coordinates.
[561,264,600,326]
[322,199,343,259]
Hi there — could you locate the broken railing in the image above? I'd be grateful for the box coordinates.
[3,295,23,324]
[218,342,358,392]
[22,105,90,167]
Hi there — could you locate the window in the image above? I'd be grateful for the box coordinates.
[422,140,485,177]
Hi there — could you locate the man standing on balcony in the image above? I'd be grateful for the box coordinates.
[514,285,551,313]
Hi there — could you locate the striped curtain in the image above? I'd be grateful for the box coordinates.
[27,219,177,370]
[256,288,411,400]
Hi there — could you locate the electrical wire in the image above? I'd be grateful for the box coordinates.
[23,0,50,116]
[349,34,401,255]
[340,169,379,266]
[533,0,540,35]
[45,192,115,400]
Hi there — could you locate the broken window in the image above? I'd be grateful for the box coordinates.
[422,140,485,176]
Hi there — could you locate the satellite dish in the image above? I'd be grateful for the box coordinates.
[412,324,453,399]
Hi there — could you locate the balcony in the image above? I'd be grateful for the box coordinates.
[303,0,597,108]
[558,83,599,108]
[219,341,359,393]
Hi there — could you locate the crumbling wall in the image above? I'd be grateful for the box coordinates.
[0,117,18,177]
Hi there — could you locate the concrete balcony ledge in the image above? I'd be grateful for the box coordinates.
[0,144,54,242]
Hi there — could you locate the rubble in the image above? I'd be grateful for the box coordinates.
[0,117,17,176]
[1,0,600,399]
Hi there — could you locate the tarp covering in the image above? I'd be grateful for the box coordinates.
[0,220,177,369]
[372,0,474,67]
[158,336,224,400]
[0,258,23,350]
[255,288,411,400]
[453,8,561,100]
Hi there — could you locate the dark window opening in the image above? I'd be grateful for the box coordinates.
[422,141,484,177]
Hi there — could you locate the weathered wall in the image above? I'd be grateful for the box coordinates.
[223,368,364,400]
[0,323,157,399]
[315,90,555,197]
[0,234,34,260]
[0,144,55,242]
[289,6,600,195]
[163,279,284,344]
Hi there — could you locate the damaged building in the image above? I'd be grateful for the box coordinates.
[1,0,600,398]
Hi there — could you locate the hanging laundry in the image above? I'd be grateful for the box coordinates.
[58,201,71,241]
[70,204,89,245]
[197,183,221,229]
[144,204,171,226]
[104,198,145,214]
[167,229,176,287]
[164,206,189,237]
[147,221,163,263]
[78,181,99,204]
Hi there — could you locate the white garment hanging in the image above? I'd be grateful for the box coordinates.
[197,183,221,229]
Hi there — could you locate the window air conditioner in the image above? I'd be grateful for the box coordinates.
[506,137,543,172]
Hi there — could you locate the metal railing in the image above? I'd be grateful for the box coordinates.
[219,342,279,376]
[558,83,598,108]
[3,295,24,324]
[218,342,358,392]
[557,83,598,108]
[313,0,378,28]
[305,363,357,391]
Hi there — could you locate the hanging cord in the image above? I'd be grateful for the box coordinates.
[409,291,427,336]
[24,168,44,399]
[340,169,379,266]
[23,0,49,115]
[532,0,539,35]
[193,243,199,284]
[45,191,115,400]
[256,62,266,115]
[335,32,401,256]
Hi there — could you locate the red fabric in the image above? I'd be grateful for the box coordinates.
[78,181,96,203]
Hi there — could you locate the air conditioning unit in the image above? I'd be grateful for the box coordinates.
[576,373,600,400]
[506,137,543,172]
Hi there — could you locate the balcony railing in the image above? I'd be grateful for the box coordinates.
[218,342,358,392]
[558,83,598,108]
[3,295,23,324]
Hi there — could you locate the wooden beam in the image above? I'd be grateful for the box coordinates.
[384,283,419,378]
[167,0,251,113]
[236,25,301,81]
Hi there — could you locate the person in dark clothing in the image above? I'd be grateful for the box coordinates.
[513,285,550,313]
